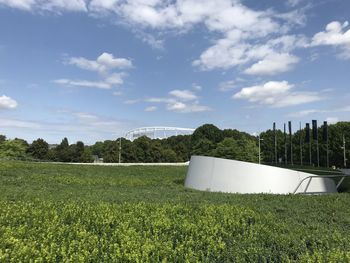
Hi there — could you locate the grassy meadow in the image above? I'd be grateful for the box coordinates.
[1,161,350,262]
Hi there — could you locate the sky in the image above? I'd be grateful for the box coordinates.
[0,0,350,144]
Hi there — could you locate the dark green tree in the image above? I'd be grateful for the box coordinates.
[55,137,71,162]
[103,140,120,163]
[0,135,6,144]
[27,138,49,160]
[212,137,259,163]
[91,141,104,158]
[80,148,94,163]
[191,124,223,145]
[191,138,216,156]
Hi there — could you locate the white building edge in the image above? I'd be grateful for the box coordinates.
[125,126,195,141]
[185,156,342,194]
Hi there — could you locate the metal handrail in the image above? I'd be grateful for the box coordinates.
[293,174,350,194]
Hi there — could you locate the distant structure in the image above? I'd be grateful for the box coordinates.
[185,156,341,194]
[125,127,195,141]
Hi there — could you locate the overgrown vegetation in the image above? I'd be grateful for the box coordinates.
[1,122,349,168]
[1,161,350,261]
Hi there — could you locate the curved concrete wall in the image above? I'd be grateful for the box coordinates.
[185,156,337,194]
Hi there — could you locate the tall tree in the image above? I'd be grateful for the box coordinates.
[27,138,49,160]
[55,137,71,162]
[212,137,259,163]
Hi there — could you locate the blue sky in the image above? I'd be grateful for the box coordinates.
[0,0,349,144]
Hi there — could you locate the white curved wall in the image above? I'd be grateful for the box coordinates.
[185,156,337,194]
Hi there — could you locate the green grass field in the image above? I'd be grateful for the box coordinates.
[1,161,350,262]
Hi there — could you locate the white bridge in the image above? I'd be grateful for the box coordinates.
[125,126,195,141]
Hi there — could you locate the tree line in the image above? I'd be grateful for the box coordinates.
[0,122,349,167]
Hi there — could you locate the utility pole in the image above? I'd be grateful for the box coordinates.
[289,121,293,166]
[312,120,319,167]
[323,121,329,168]
[284,123,287,165]
[118,137,122,163]
[300,122,303,166]
[305,123,311,166]
[273,122,277,165]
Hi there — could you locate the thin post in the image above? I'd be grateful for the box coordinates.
[300,122,303,166]
[273,122,277,165]
[343,134,347,168]
[325,122,329,167]
[284,123,287,165]
[258,135,261,164]
[118,137,122,163]
[309,139,312,166]
[306,123,311,166]
[312,120,319,167]
[316,140,320,167]
[289,121,293,166]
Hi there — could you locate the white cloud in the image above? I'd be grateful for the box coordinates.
[135,31,164,50]
[233,81,322,108]
[89,0,119,11]
[169,89,197,101]
[144,106,157,112]
[311,21,350,58]
[244,53,299,76]
[288,109,321,118]
[275,9,307,27]
[56,52,131,91]
[192,83,202,91]
[0,118,40,128]
[218,80,236,92]
[193,33,306,72]
[192,41,251,70]
[288,105,350,118]
[41,0,87,12]
[144,87,210,113]
[68,52,132,74]
[105,72,125,85]
[145,97,174,104]
[286,0,304,7]
[0,0,34,10]
[0,95,18,110]
[1,0,308,75]
[166,101,211,113]
[88,0,278,34]
[0,0,87,12]
[0,110,138,144]
[124,99,140,104]
[166,101,186,111]
[53,79,112,89]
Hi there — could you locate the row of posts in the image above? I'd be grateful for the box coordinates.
[267,120,347,168]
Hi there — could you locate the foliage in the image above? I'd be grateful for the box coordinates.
[212,137,259,162]
[80,148,94,163]
[0,139,28,159]
[27,138,49,160]
[190,138,216,156]
[191,124,223,146]
[102,140,120,163]
[260,122,350,168]
[0,135,6,144]
[1,121,349,165]
[0,161,350,262]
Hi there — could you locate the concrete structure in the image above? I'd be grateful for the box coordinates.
[185,156,338,194]
[125,127,194,141]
